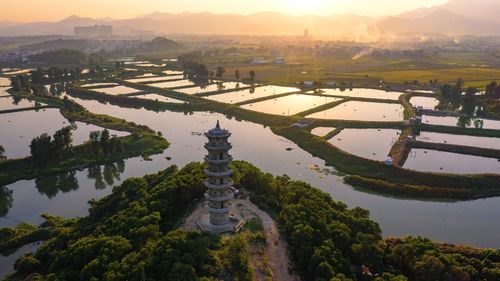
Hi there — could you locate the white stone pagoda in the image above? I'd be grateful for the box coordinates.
[197,121,244,233]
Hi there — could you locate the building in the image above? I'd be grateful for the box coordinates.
[74,25,113,38]
[197,121,244,233]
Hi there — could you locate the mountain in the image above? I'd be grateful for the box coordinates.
[1,1,500,38]
[400,0,500,24]
[0,12,375,38]
[375,9,500,36]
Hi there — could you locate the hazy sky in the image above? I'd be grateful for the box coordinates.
[4,0,450,22]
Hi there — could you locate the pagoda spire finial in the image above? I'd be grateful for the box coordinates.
[216,120,220,129]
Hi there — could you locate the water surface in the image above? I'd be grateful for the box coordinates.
[312,88,403,100]
[206,85,298,104]
[423,115,500,130]
[0,109,127,159]
[410,96,439,109]
[311,127,335,137]
[404,149,500,174]
[329,129,400,161]
[416,131,500,150]
[2,95,500,255]
[241,94,341,116]
[180,82,243,95]
[307,101,404,121]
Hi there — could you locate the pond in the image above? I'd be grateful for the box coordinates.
[206,85,298,104]
[124,75,183,83]
[328,129,400,161]
[132,93,186,104]
[306,101,404,121]
[179,82,243,95]
[422,115,500,130]
[312,88,403,100]
[404,149,500,174]
[311,127,335,137]
[0,77,11,87]
[0,243,40,278]
[163,70,183,75]
[2,94,500,277]
[0,108,128,159]
[241,94,342,116]
[410,96,439,109]
[80,82,119,88]
[148,79,196,88]
[0,95,43,111]
[416,131,500,150]
[98,85,142,95]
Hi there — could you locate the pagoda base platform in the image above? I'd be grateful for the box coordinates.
[197,213,245,234]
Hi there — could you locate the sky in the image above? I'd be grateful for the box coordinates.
[2,0,450,22]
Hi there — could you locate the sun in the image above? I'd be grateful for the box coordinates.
[283,0,331,15]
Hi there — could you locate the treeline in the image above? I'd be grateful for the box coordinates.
[29,48,105,66]
[30,126,74,164]
[87,129,124,156]
[230,161,500,281]
[3,161,499,280]
[178,51,256,83]
[10,66,105,94]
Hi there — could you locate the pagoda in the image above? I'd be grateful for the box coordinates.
[197,121,244,233]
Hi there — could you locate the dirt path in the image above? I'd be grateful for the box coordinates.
[239,199,300,281]
[180,198,299,281]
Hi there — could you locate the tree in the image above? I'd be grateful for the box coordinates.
[89,131,101,156]
[249,70,256,83]
[30,134,53,164]
[100,129,111,155]
[0,145,5,160]
[235,70,240,81]
[52,126,73,159]
[215,66,226,78]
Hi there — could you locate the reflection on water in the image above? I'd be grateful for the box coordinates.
[0,160,126,226]
[0,95,40,111]
[35,171,78,199]
[207,85,298,104]
[312,88,403,100]
[307,101,404,121]
[241,94,341,115]
[0,187,13,218]
[0,242,40,279]
[416,131,500,150]
[87,161,125,190]
[328,129,400,161]
[404,149,500,174]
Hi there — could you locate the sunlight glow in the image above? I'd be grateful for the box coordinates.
[283,0,333,15]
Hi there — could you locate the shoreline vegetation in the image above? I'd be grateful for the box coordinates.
[2,161,499,281]
[63,78,500,200]
[0,89,169,186]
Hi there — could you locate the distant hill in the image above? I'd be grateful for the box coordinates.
[375,9,500,36]
[1,1,500,38]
